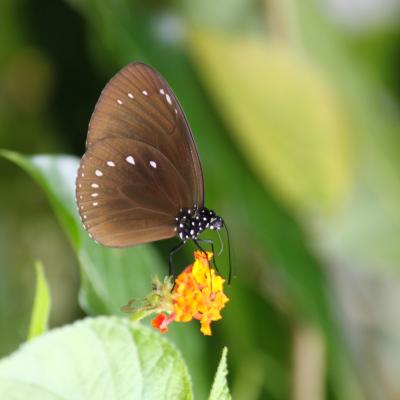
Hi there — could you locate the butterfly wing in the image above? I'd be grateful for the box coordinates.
[76,63,204,247]
[86,62,203,207]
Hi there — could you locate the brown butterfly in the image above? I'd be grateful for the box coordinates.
[75,62,228,276]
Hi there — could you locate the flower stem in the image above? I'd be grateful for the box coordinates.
[130,309,154,322]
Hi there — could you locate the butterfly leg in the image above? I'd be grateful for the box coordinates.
[168,241,186,276]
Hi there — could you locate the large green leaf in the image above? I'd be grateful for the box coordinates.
[0,150,163,315]
[0,317,193,400]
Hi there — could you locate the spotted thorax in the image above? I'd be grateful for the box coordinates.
[175,206,224,241]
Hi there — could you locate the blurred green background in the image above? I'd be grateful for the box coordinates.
[1,0,400,399]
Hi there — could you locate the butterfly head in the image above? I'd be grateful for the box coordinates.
[209,215,224,231]
[199,207,224,232]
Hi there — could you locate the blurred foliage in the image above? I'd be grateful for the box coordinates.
[1,0,400,399]
[190,31,352,214]
[0,150,210,398]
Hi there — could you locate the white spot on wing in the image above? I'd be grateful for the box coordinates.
[81,173,85,177]
[117,99,123,105]
[106,161,115,167]
[128,92,134,99]
[160,89,165,95]
[91,183,99,188]
[93,202,98,206]
[165,94,172,105]
[149,161,157,168]
[142,90,148,96]
[126,155,135,165]
[95,169,103,176]
[91,193,98,197]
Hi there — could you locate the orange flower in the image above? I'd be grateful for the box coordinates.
[172,251,229,336]
[122,251,229,336]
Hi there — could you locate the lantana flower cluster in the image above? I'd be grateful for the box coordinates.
[122,251,229,336]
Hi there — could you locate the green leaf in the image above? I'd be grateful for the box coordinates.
[28,261,51,340]
[209,347,231,400]
[0,317,193,400]
[0,150,164,315]
[190,31,352,215]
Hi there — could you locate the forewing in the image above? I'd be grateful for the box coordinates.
[76,137,191,247]
[86,62,204,208]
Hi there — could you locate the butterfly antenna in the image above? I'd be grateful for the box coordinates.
[223,222,233,284]
[217,229,224,257]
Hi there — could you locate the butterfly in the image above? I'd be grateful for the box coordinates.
[75,62,230,277]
